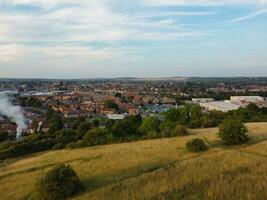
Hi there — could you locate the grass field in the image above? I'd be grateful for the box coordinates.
[1,122,267,200]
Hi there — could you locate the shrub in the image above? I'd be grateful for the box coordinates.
[160,126,174,138]
[188,120,202,128]
[174,125,188,136]
[140,116,161,136]
[65,140,85,149]
[145,131,162,139]
[104,99,119,110]
[83,128,108,146]
[0,139,56,160]
[111,117,140,140]
[0,131,9,142]
[77,122,92,137]
[202,118,217,128]
[52,143,65,150]
[36,164,83,200]
[186,138,208,152]
[164,108,181,123]
[218,119,249,145]
[55,130,76,146]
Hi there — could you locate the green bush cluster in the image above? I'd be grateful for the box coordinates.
[186,138,208,152]
[218,119,249,145]
[36,164,83,200]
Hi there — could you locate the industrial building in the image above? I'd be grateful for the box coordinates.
[230,96,265,105]
[192,98,214,103]
[107,114,126,120]
[199,101,240,112]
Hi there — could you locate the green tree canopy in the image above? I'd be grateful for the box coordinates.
[139,116,161,136]
[36,164,83,200]
[186,138,208,152]
[104,100,119,110]
[83,128,108,146]
[0,131,9,143]
[218,119,249,145]
[77,122,92,138]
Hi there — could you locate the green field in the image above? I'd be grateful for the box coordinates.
[1,122,267,200]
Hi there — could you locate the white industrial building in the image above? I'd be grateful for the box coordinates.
[200,101,240,112]
[230,96,265,105]
[107,114,126,120]
[192,98,214,103]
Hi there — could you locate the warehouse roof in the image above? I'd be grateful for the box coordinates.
[200,101,240,112]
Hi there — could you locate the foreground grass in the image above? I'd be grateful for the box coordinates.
[0,122,267,200]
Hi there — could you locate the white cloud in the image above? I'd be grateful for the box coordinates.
[0,0,210,44]
[0,0,212,70]
[226,8,267,23]
[143,0,267,6]
[0,44,22,63]
[0,0,266,78]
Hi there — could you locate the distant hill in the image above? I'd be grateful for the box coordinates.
[1,77,267,83]
[1,122,267,200]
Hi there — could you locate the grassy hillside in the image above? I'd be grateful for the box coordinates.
[1,123,267,200]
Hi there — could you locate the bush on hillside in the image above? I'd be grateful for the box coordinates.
[218,119,249,145]
[0,139,56,160]
[140,116,161,136]
[188,119,202,128]
[111,117,141,140]
[0,131,9,142]
[175,125,188,136]
[36,164,83,200]
[186,138,208,152]
[77,122,92,136]
[52,143,65,150]
[83,128,108,146]
[65,140,85,149]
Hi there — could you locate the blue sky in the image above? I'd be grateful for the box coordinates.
[0,0,267,78]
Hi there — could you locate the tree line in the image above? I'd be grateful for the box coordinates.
[0,103,267,160]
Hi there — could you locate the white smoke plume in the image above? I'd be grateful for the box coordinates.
[0,92,27,140]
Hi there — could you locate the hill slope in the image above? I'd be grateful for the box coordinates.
[1,123,267,200]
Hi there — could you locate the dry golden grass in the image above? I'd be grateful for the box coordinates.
[0,122,267,200]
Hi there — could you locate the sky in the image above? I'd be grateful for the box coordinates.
[0,0,267,78]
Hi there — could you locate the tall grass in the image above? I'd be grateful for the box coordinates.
[0,122,267,200]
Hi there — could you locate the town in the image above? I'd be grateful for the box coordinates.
[1,77,267,134]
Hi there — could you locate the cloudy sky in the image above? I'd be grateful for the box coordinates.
[0,0,267,78]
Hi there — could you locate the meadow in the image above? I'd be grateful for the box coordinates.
[0,122,267,200]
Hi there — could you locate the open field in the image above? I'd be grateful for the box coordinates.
[1,122,267,200]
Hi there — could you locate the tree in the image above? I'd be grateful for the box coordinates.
[174,125,188,136]
[0,131,9,142]
[36,164,83,200]
[20,97,42,108]
[179,105,191,125]
[218,119,249,145]
[92,119,100,127]
[246,103,260,113]
[139,116,161,136]
[83,128,108,146]
[45,107,55,121]
[202,110,225,128]
[111,117,140,140]
[76,122,92,139]
[114,92,122,98]
[190,105,203,120]
[49,116,63,133]
[104,100,119,110]
[31,119,39,133]
[55,130,76,146]
[72,116,85,129]
[164,108,180,123]
[186,138,208,152]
